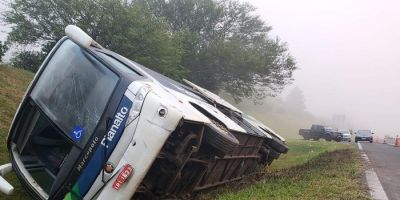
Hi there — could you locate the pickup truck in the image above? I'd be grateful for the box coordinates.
[299,124,342,142]
[0,25,288,200]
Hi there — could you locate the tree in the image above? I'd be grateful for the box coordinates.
[4,0,296,101]
[137,0,296,101]
[285,87,306,112]
[11,50,44,72]
[0,41,7,62]
[5,0,184,78]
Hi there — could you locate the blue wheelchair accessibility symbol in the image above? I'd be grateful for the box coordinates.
[70,125,84,142]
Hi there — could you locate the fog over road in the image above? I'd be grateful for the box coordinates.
[249,0,400,138]
[359,142,400,200]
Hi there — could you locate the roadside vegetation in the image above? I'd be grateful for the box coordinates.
[197,140,370,200]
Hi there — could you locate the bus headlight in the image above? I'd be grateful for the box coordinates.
[126,86,150,126]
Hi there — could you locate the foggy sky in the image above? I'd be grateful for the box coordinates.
[249,0,400,137]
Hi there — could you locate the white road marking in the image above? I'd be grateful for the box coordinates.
[358,143,389,200]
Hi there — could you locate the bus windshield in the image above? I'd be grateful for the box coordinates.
[30,40,118,146]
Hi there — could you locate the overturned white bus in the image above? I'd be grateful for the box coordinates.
[0,25,288,200]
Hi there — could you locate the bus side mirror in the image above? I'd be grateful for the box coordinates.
[65,25,102,49]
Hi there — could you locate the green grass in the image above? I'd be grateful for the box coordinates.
[0,65,33,199]
[268,140,351,170]
[197,140,370,200]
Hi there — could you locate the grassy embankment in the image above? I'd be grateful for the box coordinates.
[197,140,370,200]
[0,66,369,199]
[0,65,32,199]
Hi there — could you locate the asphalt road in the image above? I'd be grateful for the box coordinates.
[359,142,400,200]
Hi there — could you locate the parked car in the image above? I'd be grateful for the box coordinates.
[0,25,288,200]
[338,129,351,142]
[299,124,341,142]
[355,130,373,143]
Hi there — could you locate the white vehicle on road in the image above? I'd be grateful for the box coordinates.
[339,129,352,142]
